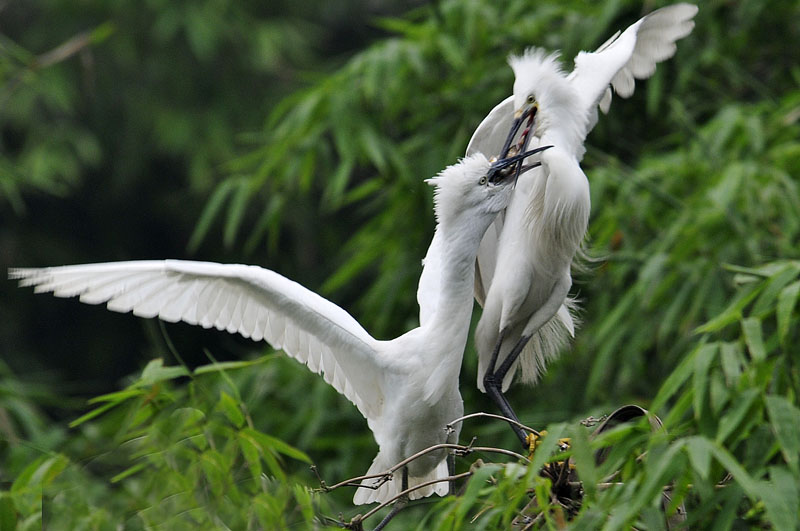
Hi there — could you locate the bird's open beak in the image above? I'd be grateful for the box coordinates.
[487,145,552,184]
[499,103,538,161]
[489,103,540,183]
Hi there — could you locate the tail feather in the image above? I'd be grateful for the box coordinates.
[477,298,579,393]
[512,296,579,390]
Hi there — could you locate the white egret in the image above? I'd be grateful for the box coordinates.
[10,146,550,505]
[465,3,698,443]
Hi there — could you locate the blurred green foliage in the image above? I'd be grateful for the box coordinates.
[2,0,799,528]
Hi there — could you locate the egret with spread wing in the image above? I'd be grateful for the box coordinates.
[466,4,698,444]
[11,146,549,505]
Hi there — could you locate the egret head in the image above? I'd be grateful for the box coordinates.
[427,147,550,227]
[508,48,585,152]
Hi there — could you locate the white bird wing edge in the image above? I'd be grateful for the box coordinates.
[466,96,515,160]
[568,3,698,117]
[464,96,514,306]
[10,260,385,419]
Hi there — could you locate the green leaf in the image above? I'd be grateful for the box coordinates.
[741,318,767,362]
[241,427,312,464]
[569,424,598,500]
[695,282,763,333]
[693,343,718,421]
[776,280,800,345]
[705,440,760,501]
[293,485,315,524]
[529,423,567,474]
[239,431,263,482]
[193,354,276,375]
[111,462,148,483]
[684,436,712,480]
[359,126,387,173]
[86,388,144,405]
[758,466,799,531]
[11,455,68,494]
[0,493,18,531]
[200,450,229,499]
[651,346,696,413]
[88,21,116,44]
[718,341,744,386]
[749,264,800,316]
[69,400,122,428]
[603,442,684,530]
[223,178,253,248]
[764,395,800,474]
[715,388,759,444]
[187,179,235,252]
[137,358,190,387]
[218,391,245,428]
[457,463,503,523]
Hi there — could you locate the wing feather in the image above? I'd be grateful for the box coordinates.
[568,4,697,118]
[466,96,515,158]
[10,260,385,419]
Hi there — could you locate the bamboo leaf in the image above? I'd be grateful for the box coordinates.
[693,343,718,421]
[241,427,312,464]
[741,318,766,362]
[137,358,190,387]
[193,354,276,375]
[749,264,800,316]
[217,391,245,428]
[684,436,712,480]
[715,388,759,444]
[764,395,800,474]
[239,431,263,482]
[694,282,764,333]
[759,466,799,531]
[776,280,800,345]
[187,179,235,252]
[651,345,696,413]
[223,178,253,248]
[718,341,744,386]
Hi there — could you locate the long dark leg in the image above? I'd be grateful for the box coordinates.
[373,467,408,531]
[483,332,533,448]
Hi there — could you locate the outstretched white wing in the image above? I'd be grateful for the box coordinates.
[568,3,697,118]
[10,260,385,419]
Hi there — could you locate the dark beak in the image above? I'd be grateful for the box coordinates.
[493,103,538,185]
[498,103,538,161]
[487,145,552,184]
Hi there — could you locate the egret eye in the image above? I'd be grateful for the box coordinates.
[526,94,535,105]
[479,176,488,185]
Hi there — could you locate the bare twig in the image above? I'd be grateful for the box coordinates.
[317,441,531,494]
[358,471,473,524]
[1,28,100,110]
[446,412,540,437]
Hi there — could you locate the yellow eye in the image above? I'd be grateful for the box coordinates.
[526,94,535,105]
[479,176,488,185]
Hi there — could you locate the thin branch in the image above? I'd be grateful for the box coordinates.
[33,31,92,70]
[446,412,540,437]
[358,471,473,524]
[317,441,530,494]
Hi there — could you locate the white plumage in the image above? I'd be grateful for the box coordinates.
[464,3,698,440]
[11,152,528,505]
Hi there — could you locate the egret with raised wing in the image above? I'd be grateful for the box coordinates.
[465,3,698,444]
[11,145,550,506]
